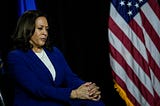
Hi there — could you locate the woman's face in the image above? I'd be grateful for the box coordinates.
[30,16,49,49]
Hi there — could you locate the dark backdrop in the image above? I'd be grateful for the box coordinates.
[1,0,126,105]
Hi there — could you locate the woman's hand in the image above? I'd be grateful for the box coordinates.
[70,82,101,101]
[87,82,101,101]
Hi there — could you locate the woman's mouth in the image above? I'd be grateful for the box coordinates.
[41,38,47,42]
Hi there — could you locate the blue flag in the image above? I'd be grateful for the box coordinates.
[18,0,37,16]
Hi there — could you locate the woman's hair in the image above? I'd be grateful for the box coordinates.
[11,10,53,51]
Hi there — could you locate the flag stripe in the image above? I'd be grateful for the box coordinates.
[112,71,141,106]
[140,10,160,52]
[109,17,151,76]
[147,0,160,21]
[110,4,148,63]
[150,68,160,97]
[134,15,160,68]
[141,3,160,37]
[128,19,145,43]
[110,54,150,106]
[134,14,160,83]
[109,43,154,105]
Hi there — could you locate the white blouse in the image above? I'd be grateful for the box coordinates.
[35,49,56,81]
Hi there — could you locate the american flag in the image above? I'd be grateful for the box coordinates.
[108,0,160,106]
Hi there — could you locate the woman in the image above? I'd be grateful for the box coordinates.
[6,10,105,106]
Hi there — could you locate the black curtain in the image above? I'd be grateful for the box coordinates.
[1,0,126,105]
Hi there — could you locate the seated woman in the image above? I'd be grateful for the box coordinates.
[6,10,105,106]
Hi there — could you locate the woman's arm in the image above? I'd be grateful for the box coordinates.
[53,47,102,101]
[7,51,72,102]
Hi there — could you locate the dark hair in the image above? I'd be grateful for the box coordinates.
[11,10,53,51]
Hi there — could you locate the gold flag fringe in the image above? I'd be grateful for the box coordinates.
[114,80,134,106]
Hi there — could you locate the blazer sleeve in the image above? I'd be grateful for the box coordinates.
[7,50,72,102]
[53,47,85,89]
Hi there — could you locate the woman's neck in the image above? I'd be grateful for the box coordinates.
[32,47,43,53]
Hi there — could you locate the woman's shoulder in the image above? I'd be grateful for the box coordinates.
[48,46,62,53]
[6,49,26,62]
[8,49,24,55]
[52,46,61,52]
[47,46,64,57]
[7,49,29,59]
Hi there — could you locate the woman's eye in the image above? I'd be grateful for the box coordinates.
[37,28,43,30]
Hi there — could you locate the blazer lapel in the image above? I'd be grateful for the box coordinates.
[25,50,55,84]
[44,49,61,86]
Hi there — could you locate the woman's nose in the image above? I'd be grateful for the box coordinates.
[42,29,48,35]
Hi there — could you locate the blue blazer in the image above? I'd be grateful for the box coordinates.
[7,47,85,106]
